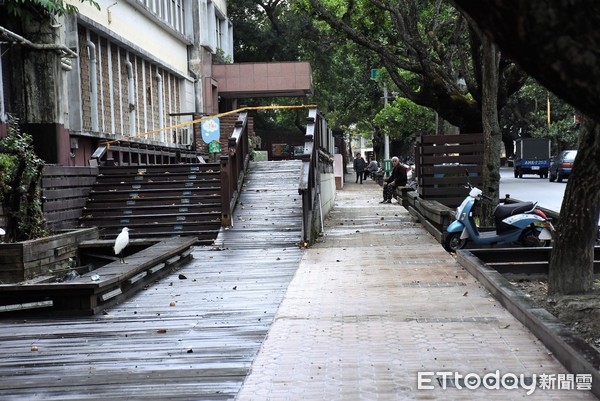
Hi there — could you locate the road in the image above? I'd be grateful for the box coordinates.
[499,166,566,213]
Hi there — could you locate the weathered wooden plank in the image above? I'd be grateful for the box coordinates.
[43,165,99,176]
[42,176,97,188]
[43,187,91,199]
[0,160,305,400]
[0,300,54,312]
[43,197,88,213]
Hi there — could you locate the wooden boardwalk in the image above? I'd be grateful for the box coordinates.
[0,160,305,401]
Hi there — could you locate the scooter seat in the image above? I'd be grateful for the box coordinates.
[494,202,534,220]
[494,202,534,234]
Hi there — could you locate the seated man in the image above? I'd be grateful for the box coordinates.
[367,159,379,180]
[380,157,407,204]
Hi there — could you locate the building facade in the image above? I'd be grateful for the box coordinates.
[0,0,233,166]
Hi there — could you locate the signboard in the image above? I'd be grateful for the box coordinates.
[208,140,221,153]
[370,69,380,80]
[201,118,220,144]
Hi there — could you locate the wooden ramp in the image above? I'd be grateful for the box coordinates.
[213,160,304,249]
[0,160,305,401]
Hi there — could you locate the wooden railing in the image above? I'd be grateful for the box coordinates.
[91,141,197,166]
[220,112,250,227]
[416,133,484,207]
[298,108,334,244]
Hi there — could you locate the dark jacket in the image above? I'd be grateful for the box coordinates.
[386,164,408,187]
[353,157,367,173]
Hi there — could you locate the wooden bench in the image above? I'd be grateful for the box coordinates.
[0,237,196,315]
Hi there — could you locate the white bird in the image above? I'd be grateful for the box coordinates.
[0,227,5,236]
[114,227,130,263]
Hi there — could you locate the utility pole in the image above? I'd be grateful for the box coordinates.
[383,83,390,160]
[371,69,390,161]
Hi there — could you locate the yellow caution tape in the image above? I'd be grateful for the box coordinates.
[105,104,318,149]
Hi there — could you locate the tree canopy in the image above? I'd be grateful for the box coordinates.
[5,0,99,22]
[297,0,528,133]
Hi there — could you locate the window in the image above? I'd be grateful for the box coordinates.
[138,0,186,36]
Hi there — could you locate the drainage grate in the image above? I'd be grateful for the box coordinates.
[407,317,499,323]
[397,260,455,265]
[403,282,467,288]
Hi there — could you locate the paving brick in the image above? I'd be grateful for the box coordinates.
[236,176,596,401]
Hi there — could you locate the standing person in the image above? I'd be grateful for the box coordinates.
[380,157,407,203]
[353,153,367,184]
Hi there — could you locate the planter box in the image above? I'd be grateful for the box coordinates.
[0,228,99,283]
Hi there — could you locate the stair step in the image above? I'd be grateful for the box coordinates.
[99,224,221,238]
[88,188,221,200]
[85,195,217,203]
[82,204,220,216]
[81,164,223,242]
[95,172,220,184]
[90,179,220,191]
[99,164,219,175]
[81,212,221,225]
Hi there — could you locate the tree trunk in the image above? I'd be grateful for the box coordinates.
[548,115,600,295]
[4,161,27,243]
[478,35,502,226]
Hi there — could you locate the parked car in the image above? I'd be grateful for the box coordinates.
[549,150,577,182]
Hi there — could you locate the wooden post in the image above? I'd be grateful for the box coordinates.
[220,156,232,227]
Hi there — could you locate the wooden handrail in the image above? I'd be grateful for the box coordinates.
[298,108,334,245]
[220,112,250,227]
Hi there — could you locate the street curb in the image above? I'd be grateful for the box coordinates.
[456,249,600,398]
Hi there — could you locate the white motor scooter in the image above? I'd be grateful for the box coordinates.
[444,182,554,252]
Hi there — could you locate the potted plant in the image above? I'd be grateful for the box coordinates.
[0,117,98,283]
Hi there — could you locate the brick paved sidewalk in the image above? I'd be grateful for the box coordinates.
[235,175,596,401]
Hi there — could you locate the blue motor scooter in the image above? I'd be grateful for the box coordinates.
[443,182,554,252]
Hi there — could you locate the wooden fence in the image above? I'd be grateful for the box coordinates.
[415,133,484,207]
[41,165,99,231]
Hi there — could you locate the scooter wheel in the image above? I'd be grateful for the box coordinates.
[444,232,467,252]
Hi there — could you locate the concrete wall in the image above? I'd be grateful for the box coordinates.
[319,172,336,219]
[334,154,344,189]
[75,0,191,73]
